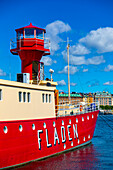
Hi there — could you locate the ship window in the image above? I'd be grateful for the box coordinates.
[17,30,23,40]
[36,29,43,39]
[27,92,31,102]
[46,94,48,103]
[25,29,34,38]
[49,94,51,103]
[23,92,26,102]
[19,91,22,102]
[42,93,45,103]
[0,89,2,101]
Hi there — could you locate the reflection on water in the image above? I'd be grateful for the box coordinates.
[15,144,99,170]
[15,115,113,170]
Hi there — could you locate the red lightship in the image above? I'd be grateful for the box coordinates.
[0,23,99,169]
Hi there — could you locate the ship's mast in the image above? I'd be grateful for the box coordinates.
[67,37,70,103]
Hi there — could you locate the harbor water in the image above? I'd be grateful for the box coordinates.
[15,115,113,170]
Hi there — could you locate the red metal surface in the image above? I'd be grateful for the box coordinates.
[15,23,46,33]
[10,24,50,80]
[0,111,99,169]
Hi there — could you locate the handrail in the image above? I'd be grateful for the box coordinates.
[55,102,99,117]
[10,37,50,50]
[58,99,80,104]
[10,36,50,41]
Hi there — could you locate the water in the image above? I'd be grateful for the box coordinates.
[15,115,113,170]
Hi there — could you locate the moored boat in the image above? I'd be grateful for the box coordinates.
[0,23,99,169]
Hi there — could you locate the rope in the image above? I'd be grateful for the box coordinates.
[99,115,113,131]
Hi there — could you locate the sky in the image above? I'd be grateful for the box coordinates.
[1,0,113,93]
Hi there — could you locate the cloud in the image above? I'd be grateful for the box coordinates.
[62,50,105,65]
[70,44,90,55]
[0,69,6,76]
[79,27,113,53]
[53,60,57,64]
[83,69,88,72]
[70,82,77,86]
[46,20,71,55]
[58,65,78,75]
[41,56,57,66]
[62,51,85,65]
[87,80,99,87]
[104,64,113,72]
[57,80,66,86]
[86,55,105,65]
[103,81,113,85]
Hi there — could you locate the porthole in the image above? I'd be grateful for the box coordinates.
[64,144,66,149]
[62,120,64,125]
[82,117,84,121]
[53,121,55,127]
[32,124,35,130]
[19,125,23,132]
[69,119,71,124]
[71,141,73,146]
[92,115,94,119]
[88,135,90,139]
[76,118,78,123]
[43,122,46,128]
[3,126,8,134]
[87,116,89,120]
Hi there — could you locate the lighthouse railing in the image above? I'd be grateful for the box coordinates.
[10,36,50,50]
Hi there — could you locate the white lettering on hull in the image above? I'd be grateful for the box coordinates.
[54,127,60,145]
[37,130,43,150]
[61,126,66,143]
[37,123,79,150]
[73,124,78,139]
[46,129,52,148]
[67,125,72,141]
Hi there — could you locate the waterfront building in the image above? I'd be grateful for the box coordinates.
[83,93,94,104]
[112,94,113,105]
[59,93,83,104]
[94,91,112,106]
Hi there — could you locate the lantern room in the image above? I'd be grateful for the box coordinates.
[10,23,50,82]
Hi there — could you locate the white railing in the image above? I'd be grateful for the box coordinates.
[10,36,50,50]
[58,99,80,105]
[55,102,99,117]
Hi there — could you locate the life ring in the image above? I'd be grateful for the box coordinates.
[80,105,83,112]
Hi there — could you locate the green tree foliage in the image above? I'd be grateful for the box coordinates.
[100,105,113,110]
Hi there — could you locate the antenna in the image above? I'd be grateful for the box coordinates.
[62,37,72,103]
[49,69,54,81]
[67,37,70,103]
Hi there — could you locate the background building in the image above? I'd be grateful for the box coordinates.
[59,93,83,105]
[82,93,94,104]
[94,91,112,106]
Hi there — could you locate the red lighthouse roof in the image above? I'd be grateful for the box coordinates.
[15,23,46,33]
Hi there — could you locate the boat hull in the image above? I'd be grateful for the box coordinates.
[0,110,99,169]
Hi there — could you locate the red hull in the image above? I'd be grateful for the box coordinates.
[0,111,99,169]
